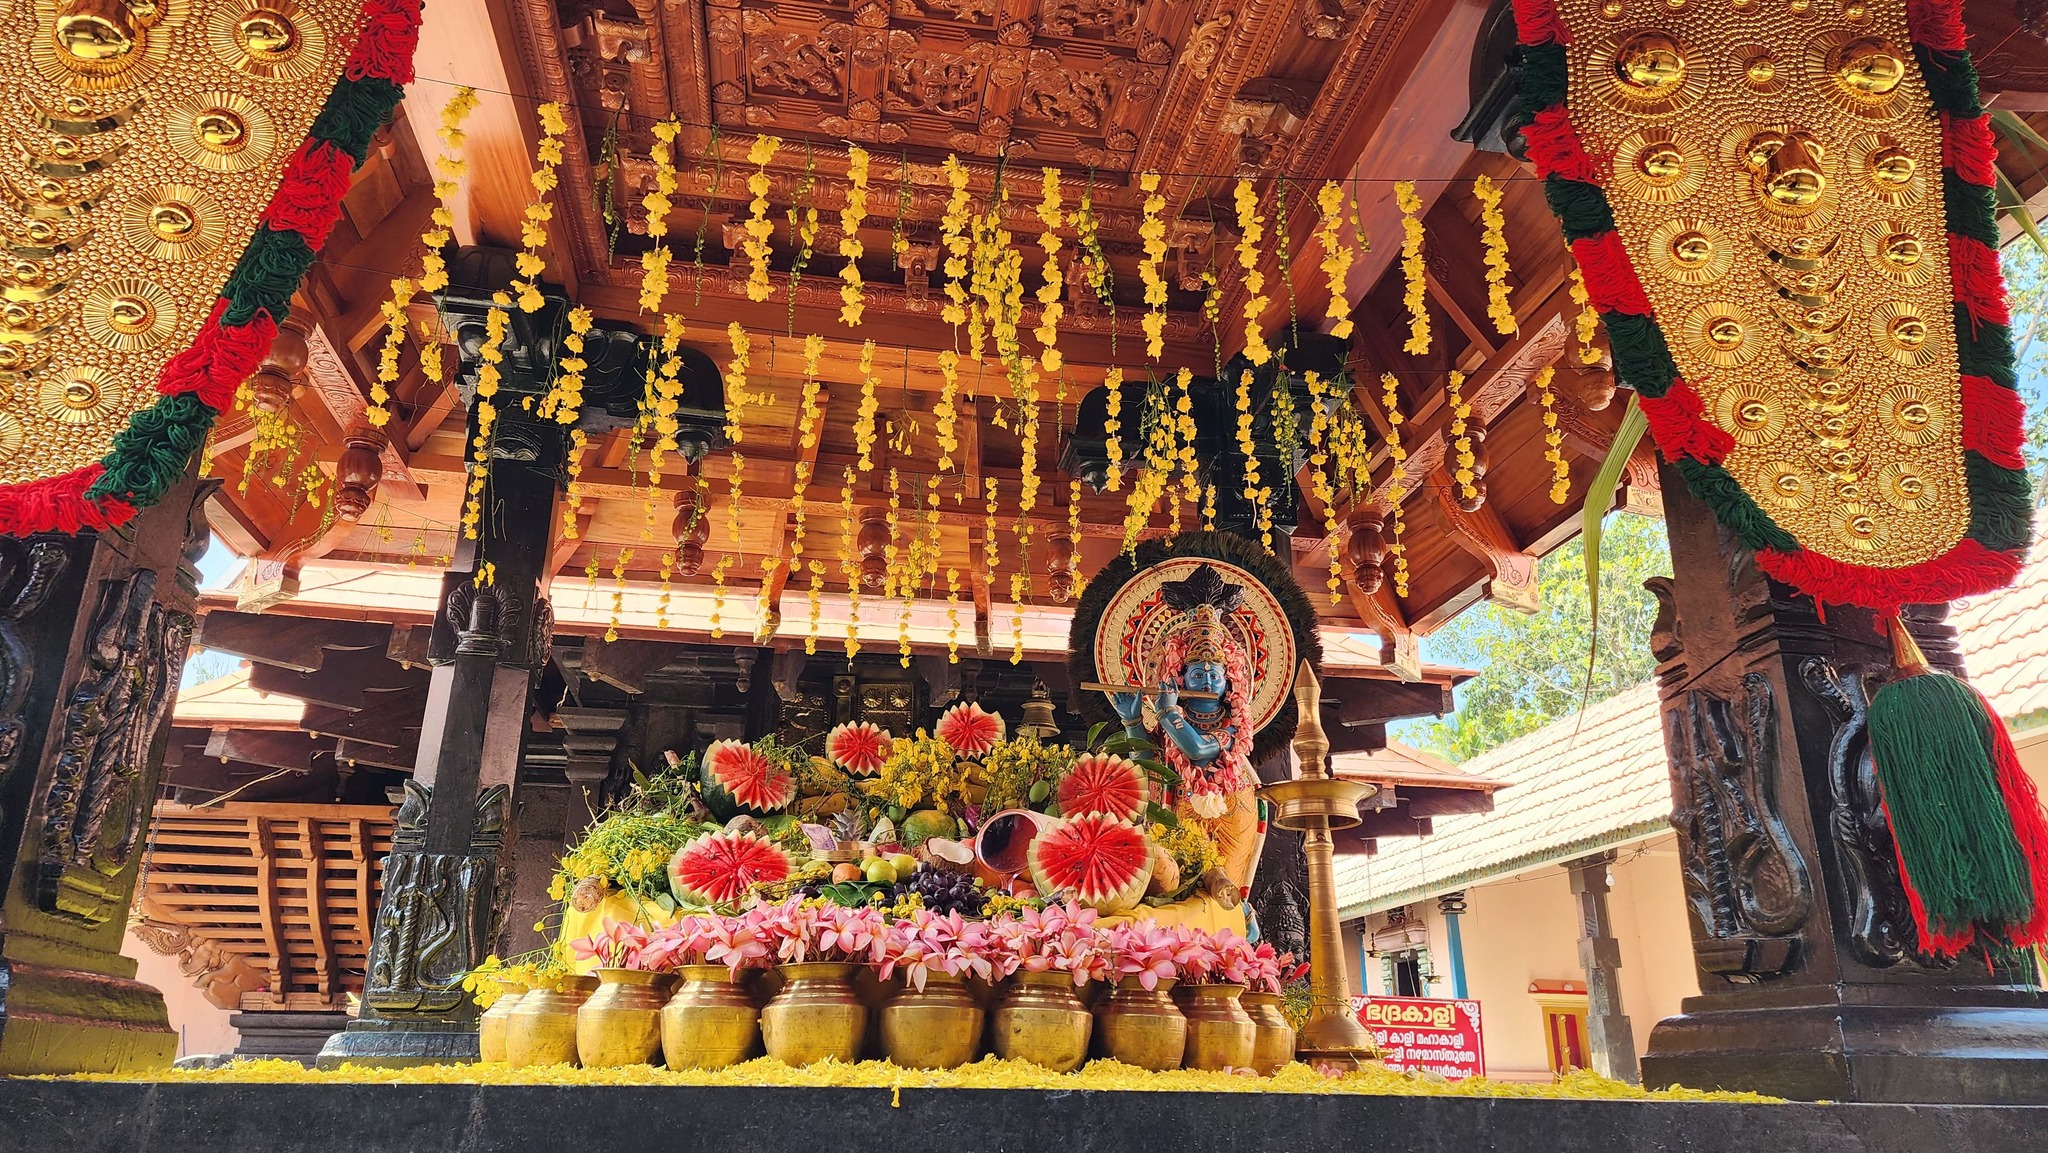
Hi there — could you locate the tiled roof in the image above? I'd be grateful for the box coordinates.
[1338,524,2048,918]
[1333,740,1505,794]
[1955,521,2048,724]
[171,666,304,729]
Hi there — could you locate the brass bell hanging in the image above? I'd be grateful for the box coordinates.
[1017,680,1060,741]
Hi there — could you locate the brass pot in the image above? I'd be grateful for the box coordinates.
[1093,976,1186,1071]
[506,976,597,1068]
[760,962,867,1066]
[477,983,528,1064]
[1175,982,1256,1072]
[577,967,667,1068]
[1240,991,1297,1075]
[991,970,1092,1072]
[881,972,984,1069]
[662,965,761,1070]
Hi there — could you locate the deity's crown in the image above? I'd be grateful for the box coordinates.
[1179,604,1231,664]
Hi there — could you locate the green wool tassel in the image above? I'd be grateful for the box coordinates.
[1868,624,2043,955]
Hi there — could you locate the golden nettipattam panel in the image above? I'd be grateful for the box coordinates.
[0,0,357,486]
[1563,0,1965,567]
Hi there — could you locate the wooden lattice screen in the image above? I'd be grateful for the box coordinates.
[136,803,395,1011]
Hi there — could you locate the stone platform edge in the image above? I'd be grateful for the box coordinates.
[0,1081,2045,1153]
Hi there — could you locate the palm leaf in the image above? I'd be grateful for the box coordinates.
[1988,110,2048,256]
[1995,168,2048,257]
[1572,393,1648,737]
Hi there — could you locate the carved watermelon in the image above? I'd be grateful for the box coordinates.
[934,701,1004,758]
[1056,752,1148,823]
[699,739,797,820]
[1027,813,1154,915]
[668,830,794,907]
[824,721,892,777]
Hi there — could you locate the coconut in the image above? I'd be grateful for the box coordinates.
[919,836,976,873]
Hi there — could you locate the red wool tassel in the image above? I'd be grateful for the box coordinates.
[157,301,277,411]
[1757,539,2022,614]
[1521,108,1605,184]
[345,0,423,83]
[1639,382,1733,464]
[1961,374,2027,468]
[0,466,134,537]
[1983,694,2048,946]
[1948,234,2012,327]
[1942,113,2000,188]
[260,141,356,249]
[1907,0,1968,52]
[1569,232,1653,316]
[1509,0,1571,45]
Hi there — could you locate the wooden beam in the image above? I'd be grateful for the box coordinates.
[1434,467,1540,614]
[198,612,389,671]
[202,729,326,773]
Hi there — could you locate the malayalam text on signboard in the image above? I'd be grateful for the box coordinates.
[1349,996,1484,1079]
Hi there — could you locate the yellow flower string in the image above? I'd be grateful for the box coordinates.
[1314,181,1354,342]
[743,135,781,302]
[1174,367,1199,523]
[1034,169,1065,373]
[513,103,568,313]
[605,548,634,643]
[790,333,826,569]
[838,467,861,658]
[711,458,742,638]
[1009,567,1026,665]
[1234,369,1262,538]
[647,315,687,480]
[1447,370,1478,505]
[983,476,1000,594]
[1123,379,1172,552]
[724,323,750,445]
[884,467,903,599]
[1535,364,1569,503]
[855,340,880,473]
[940,156,973,330]
[560,428,588,541]
[1569,265,1602,365]
[1305,370,1340,603]
[805,558,824,656]
[460,298,510,540]
[1200,482,1217,531]
[1381,372,1410,598]
[1473,174,1514,335]
[369,277,413,429]
[935,349,961,476]
[1103,367,1125,491]
[839,145,870,326]
[1233,178,1272,365]
[1394,180,1428,354]
[944,567,961,663]
[1137,172,1167,360]
[536,307,591,423]
[640,120,680,313]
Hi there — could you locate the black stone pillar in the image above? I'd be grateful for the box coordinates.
[0,478,208,1073]
[1566,851,1638,1084]
[1640,462,2048,1102]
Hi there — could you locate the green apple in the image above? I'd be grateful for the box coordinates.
[862,858,896,885]
[888,853,917,879]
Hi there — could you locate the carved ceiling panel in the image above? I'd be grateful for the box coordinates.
[700,0,1194,171]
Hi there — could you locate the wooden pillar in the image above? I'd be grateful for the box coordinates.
[1565,852,1638,1084]
[0,477,210,1073]
[1640,461,2048,1102]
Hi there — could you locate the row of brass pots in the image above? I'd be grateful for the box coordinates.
[479,965,1297,1075]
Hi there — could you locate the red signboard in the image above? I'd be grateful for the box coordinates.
[1348,996,1485,1079]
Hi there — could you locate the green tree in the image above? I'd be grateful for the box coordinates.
[1400,513,1670,761]
[2006,243,2048,495]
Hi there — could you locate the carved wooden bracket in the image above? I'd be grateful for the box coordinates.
[1168,216,1215,293]
[672,486,711,577]
[1435,464,1540,614]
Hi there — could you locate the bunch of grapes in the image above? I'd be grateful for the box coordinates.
[907,864,986,917]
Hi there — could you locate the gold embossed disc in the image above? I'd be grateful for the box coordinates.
[206,0,326,82]
[30,0,189,92]
[165,90,277,173]
[38,366,121,425]
[0,413,23,463]
[82,277,179,350]
[119,183,226,261]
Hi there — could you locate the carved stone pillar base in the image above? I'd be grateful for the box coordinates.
[226,1010,352,1065]
[1644,992,2048,1104]
[316,1017,482,1068]
[0,479,206,1074]
[1643,463,2048,1102]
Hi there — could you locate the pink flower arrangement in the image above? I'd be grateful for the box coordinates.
[755,896,888,966]
[1099,919,1182,990]
[878,909,1007,991]
[568,917,653,969]
[990,902,1109,985]
[1245,941,1293,994]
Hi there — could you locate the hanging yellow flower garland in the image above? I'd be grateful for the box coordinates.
[640,120,681,313]
[1380,372,1410,598]
[1534,364,1569,504]
[742,136,781,302]
[1137,172,1167,360]
[1304,370,1341,604]
[839,145,870,326]
[854,339,880,473]
[513,103,568,313]
[537,307,592,423]
[1233,369,1263,544]
[1446,370,1478,506]
[1394,180,1428,355]
[944,567,961,664]
[459,299,510,541]
[1472,174,1514,336]
[1314,182,1354,342]
[1035,168,1064,373]
[560,427,588,541]
[369,277,414,430]
[1568,266,1602,366]
[1102,367,1125,491]
[839,466,861,659]
[1173,366,1199,523]
[724,323,751,446]
[940,156,973,330]
[1232,179,1272,366]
